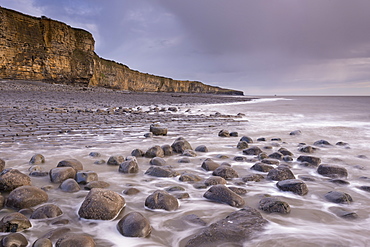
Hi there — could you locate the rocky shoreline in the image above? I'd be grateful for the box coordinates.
[0,81,366,246]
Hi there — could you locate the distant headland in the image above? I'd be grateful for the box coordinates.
[0,6,243,95]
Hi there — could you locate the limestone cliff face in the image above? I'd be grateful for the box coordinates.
[0,7,243,95]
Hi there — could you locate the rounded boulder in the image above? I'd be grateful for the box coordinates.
[6,186,48,209]
[78,188,125,220]
[145,190,179,211]
[117,212,151,237]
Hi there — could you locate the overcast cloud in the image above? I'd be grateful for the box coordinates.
[2,0,370,95]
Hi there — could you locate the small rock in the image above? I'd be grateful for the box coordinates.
[49,167,76,183]
[150,157,166,166]
[268,152,283,160]
[228,187,248,195]
[195,145,208,152]
[60,179,80,193]
[161,145,173,156]
[145,166,179,177]
[212,166,239,179]
[0,159,4,173]
[145,190,179,211]
[75,171,98,184]
[237,141,249,150]
[314,140,332,146]
[203,184,245,208]
[171,137,192,153]
[267,167,295,181]
[182,149,197,157]
[297,155,321,167]
[201,158,220,171]
[145,145,164,158]
[218,129,230,137]
[179,172,202,182]
[204,176,227,186]
[119,160,139,174]
[242,174,264,182]
[233,156,247,162]
[117,212,151,237]
[88,152,101,158]
[84,181,110,190]
[324,191,353,204]
[257,137,266,141]
[243,146,262,155]
[122,188,140,195]
[329,207,358,219]
[251,163,274,172]
[317,164,348,178]
[278,148,293,156]
[107,156,125,166]
[178,157,191,163]
[57,159,83,172]
[276,179,308,196]
[131,149,144,157]
[30,204,63,219]
[261,158,280,165]
[150,123,168,136]
[240,136,253,143]
[29,154,45,165]
[259,197,291,214]
[144,132,153,138]
[230,132,238,137]
[290,130,302,135]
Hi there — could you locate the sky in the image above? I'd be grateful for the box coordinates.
[2,0,370,95]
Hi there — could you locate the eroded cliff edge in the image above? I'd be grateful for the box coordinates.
[0,7,243,95]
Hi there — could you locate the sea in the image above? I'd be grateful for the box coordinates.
[0,96,369,246]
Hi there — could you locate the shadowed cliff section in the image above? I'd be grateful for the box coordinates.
[0,7,243,95]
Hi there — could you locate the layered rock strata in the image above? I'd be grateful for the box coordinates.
[0,7,243,95]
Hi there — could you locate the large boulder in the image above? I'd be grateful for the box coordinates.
[195,145,208,152]
[119,160,139,174]
[30,204,63,219]
[259,197,291,214]
[276,179,308,196]
[161,145,173,156]
[33,238,53,247]
[0,213,31,232]
[203,185,245,208]
[150,123,168,136]
[0,169,31,192]
[145,166,179,177]
[212,166,239,180]
[56,234,95,247]
[237,141,249,150]
[49,167,76,183]
[185,206,267,247]
[218,129,230,137]
[131,149,144,157]
[317,164,348,178]
[57,159,83,172]
[117,212,151,237]
[0,232,28,246]
[145,145,164,158]
[171,137,192,153]
[324,191,353,204]
[78,188,125,220]
[6,186,48,209]
[267,167,295,181]
[145,190,179,211]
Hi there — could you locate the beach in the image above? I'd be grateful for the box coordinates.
[0,80,370,246]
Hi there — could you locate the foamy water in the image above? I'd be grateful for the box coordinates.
[0,96,369,246]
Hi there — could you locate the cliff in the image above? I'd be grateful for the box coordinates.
[0,7,243,95]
